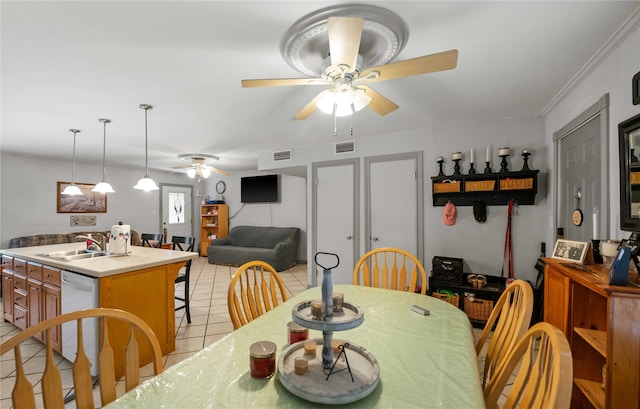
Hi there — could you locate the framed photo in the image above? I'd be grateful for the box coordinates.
[552,239,589,264]
[57,182,107,213]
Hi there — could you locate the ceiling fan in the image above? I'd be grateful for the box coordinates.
[172,154,229,180]
[241,5,458,120]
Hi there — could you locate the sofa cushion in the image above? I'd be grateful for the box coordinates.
[228,226,298,249]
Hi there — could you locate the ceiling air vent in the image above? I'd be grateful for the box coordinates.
[335,141,356,154]
[273,149,292,162]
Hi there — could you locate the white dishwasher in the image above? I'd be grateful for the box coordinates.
[61,270,99,376]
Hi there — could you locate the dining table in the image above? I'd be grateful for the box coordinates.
[105,284,485,408]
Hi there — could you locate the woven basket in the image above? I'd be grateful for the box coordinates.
[463,297,494,321]
[433,181,461,193]
[500,178,533,190]
[432,292,460,308]
[465,180,495,192]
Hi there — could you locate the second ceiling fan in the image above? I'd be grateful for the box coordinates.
[241,7,458,120]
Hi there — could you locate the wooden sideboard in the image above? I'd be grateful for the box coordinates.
[543,258,640,409]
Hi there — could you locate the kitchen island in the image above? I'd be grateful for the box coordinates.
[1,243,198,376]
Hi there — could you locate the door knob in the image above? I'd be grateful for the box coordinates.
[371,236,379,242]
[346,235,352,240]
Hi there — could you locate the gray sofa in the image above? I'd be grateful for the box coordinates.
[207,226,300,271]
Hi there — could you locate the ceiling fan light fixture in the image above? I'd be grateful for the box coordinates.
[187,168,197,178]
[316,89,337,114]
[92,118,115,193]
[62,129,83,196]
[200,167,211,178]
[352,87,372,111]
[134,104,159,191]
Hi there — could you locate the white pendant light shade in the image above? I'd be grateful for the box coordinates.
[92,118,115,193]
[316,90,337,114]
[92,181,115,193]
[62,184,82,196]
[352,87,372,112]
[186,168,196,178]
[134,104,159,191]
[62,129,83,196]
[200,167,211,178]
[134,176,159,191]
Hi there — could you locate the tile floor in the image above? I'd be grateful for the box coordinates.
[0,258,504,408]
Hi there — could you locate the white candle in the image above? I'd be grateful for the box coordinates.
[486,146,491,162]
[470,148,475,163]
[498,147,511,156]
[593,208,600,239]
[631,134,635,149]
[452,152,462,160]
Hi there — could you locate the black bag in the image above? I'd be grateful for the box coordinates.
[432,256,464,285]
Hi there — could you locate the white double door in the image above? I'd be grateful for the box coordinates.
[313,153,422,286]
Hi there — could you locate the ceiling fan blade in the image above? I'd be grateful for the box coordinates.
[295,92,325,120]
[207,166,230,176]
[171,165,194,170]
[241,78,328,88]
[328,16,364,70]
[360,49,459,83]
[360,85,399,116]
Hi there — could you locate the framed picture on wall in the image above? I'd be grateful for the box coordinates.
[551,239,589,264]
[57,182,108,213]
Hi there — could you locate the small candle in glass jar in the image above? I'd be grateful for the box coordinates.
[294,357,308,375]
[498,147,511,156]
[332,340,344,354]
[249,341,277,378]
[452,152,462,160]
[303,340,317,357]
[287,321,309,345]
[310,300,326,320]
[332,292,344,312]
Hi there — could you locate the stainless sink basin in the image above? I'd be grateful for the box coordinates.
[37,249,108,261]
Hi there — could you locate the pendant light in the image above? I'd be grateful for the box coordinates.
[92,118,115,193]
[61,129,83,196]
[134,104,159,191]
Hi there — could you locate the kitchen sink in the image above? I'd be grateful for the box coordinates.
[37,249,108,261]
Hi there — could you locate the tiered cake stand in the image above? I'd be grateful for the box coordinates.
[277,253,380,405]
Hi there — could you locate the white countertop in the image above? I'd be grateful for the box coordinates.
[0,243,199,278]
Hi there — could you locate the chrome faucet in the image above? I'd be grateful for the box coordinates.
[76,234,106,251]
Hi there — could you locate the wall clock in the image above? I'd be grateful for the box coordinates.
[216,181,226,194]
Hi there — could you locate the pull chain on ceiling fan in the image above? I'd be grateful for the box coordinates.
[241,4,458,120]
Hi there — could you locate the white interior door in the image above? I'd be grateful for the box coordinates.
[366,153,422,260]
[160,184,193,241]
[313,159,358,285]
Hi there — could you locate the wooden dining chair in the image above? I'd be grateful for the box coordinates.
[475,279,534,389]
[484,322,572,409]
[227,260,288,329]
[141,233,163,248]
[353,247,428,295]
[172,235,196,324]
[0,307,163,409]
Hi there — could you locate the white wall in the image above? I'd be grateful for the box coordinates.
[0,152,198,248]
[259,115,548,284]
[203,171,307,261]
[543,15,640,244]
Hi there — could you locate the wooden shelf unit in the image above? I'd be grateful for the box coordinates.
[431,169,539,206]
[200,204,228,256]
[543,258,640,409]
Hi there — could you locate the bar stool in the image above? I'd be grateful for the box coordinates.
[172,236,196,323]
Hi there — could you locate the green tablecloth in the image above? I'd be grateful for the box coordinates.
[106,285,485,408]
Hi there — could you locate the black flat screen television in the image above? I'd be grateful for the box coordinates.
[241,174,278,203]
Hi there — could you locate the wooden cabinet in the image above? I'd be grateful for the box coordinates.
[2,257,62,352]
[431,169,539,206]
[543,258,640,409]
[200,204,229,256]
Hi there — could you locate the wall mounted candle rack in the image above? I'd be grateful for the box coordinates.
[431,169,539,206]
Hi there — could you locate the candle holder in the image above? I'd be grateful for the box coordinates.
[499,154,509,172]
[591,239,603,264]
[453,159,462,175]
[632,148,638,163]
[484,161,493,174]
[468,163,477,175]
[436,157,445,177]
[521,150,531,171]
